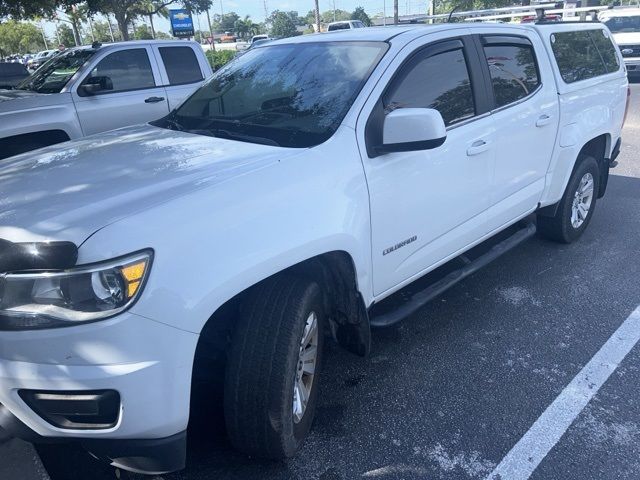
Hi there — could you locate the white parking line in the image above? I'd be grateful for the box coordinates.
[487,304,640,480]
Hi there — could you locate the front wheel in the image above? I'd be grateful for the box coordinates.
[224,275,325,459]
[538,155,600,243]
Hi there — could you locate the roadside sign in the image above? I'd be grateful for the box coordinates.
[169,9,194,38]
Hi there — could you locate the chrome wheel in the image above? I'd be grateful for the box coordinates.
[571,172,594,229]
[293,311,319,423]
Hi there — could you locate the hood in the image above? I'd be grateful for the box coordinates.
[0,89,44,101]
[0,124,300,245]
[0,89,69,113]
[612,32,640,45]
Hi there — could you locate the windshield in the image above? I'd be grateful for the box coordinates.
[603,16,640,33]
[154,41,388,148]
[16,49,95,94]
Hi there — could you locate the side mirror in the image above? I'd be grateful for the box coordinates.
[376,108,446,155]
[79,75,113,96]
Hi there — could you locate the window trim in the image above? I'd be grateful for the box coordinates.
[76,47,158,98]
[157,46,204,87]
[476,34,543,112]
[365,35,488,158]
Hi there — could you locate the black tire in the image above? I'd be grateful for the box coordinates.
[537,155,600,243]
[224,275,325,459]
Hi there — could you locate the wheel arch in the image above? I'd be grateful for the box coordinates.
[0,129,72,160]
[196,250,371,360]
[539,132,611,216]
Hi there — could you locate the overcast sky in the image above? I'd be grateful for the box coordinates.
[41,0,430,40]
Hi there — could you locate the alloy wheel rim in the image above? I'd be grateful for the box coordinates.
[293,311,319,424]
[571,172,594,229]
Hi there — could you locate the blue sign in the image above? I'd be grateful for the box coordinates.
[169,9,194,38]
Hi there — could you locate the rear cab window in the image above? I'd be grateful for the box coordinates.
[550,28,621,83]
[158,46,204,85]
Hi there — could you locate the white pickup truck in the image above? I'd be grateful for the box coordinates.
[0,22,628,475]
[0,40,212,159]
[600,7,640,78]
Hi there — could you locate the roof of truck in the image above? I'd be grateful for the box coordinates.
[272,23,517,44]
[269,21,612,46]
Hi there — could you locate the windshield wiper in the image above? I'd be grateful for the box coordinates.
[196,128,281,147]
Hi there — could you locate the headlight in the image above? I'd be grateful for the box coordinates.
[0,250,152,331]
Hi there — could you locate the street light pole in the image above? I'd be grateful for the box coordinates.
[39,21,49,49]
[106,14,115,42]
[314,0,321,33]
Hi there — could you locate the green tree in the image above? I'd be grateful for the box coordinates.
[85,0,163,40]
[134,23,153,38]
[0,0,60,18]
[212,11,240,32]
[321,9,351,23]
[56,23,76,47]
[82,19,114,43]
[269,10,298,38]
[0,20,47,55]
[351,6,372,26]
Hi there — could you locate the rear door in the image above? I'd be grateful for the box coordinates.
[73,46,170,135]
[469,28,559,229]
[151,45,207,110]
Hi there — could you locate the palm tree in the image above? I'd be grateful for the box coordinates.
[314,0,321,32]
[143,1,171,39]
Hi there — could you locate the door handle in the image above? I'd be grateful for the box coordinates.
[144,96,165,103]
[466,139,490,156]
[536,114,552,127]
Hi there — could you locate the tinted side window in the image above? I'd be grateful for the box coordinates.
[159,46,204,85]
[87,48,155,93]
[588,29,620,73]
[483,41,540,108]
[385,48,475,126]
[551,31,608,83]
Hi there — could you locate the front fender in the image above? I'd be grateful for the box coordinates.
[78,126,374,335]
[0,94,81,140]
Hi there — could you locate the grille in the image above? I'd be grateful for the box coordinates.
[619,45,640,57]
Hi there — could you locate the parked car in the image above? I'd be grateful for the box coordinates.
[250,34,269,44]
[27,49,56,71]
[0,62,30,89]
[600,8,640,78]
[0,22,627,475]
[0,40,213,160]
[327,20,366,31]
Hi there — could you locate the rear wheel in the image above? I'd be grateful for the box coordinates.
[538,155,600,243]
[224,275,325,459]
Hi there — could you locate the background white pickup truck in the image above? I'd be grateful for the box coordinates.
[0,21,628,476]
[600,7,640,78]
[0,40,212,160]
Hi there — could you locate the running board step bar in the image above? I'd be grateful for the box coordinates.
[369,221,537,328]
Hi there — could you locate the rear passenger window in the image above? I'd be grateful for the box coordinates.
[159,47,204,85]
[482,38,540,108]
[385,47,475,126]
[551,30,619,84]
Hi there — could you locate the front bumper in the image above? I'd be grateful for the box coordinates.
[0,311,199,473]
[624,59,640,76]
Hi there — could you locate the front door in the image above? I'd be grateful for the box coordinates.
[73,46,170,136]
[358,35,496,296]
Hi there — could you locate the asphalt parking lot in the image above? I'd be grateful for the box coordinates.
[11,83,640,480]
